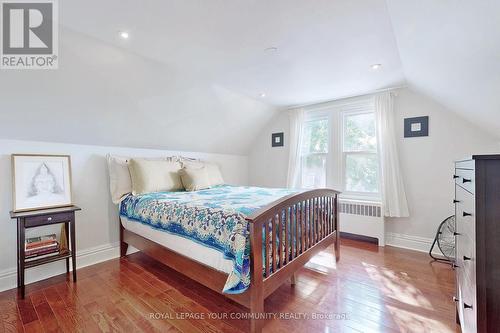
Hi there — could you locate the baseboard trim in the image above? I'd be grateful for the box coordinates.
[0,233,444,292]
[385,232,442,255]
[0,242,122,293]
[340,232,379,245]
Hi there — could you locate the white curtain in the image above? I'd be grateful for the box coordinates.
[286,108,305,188]
[375,92,409,217]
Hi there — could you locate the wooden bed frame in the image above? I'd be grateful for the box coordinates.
[120,189,340,333]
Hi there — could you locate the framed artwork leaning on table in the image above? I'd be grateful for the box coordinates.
[11,154,73,212]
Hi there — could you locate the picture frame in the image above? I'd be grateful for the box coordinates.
[11,154,73,212]
[272,132,284,147]
[404,116,429,137]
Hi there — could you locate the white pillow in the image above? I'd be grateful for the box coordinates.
[181,159,224,186]
[179,167,211,191]
[107,155,132,204]
[128,158,183,195]
[107,155,176,203]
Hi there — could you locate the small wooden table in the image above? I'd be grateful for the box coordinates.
[10,206,81,298]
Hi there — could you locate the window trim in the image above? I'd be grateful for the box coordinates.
[300,97,381,202]
[340,110,381,200]
[300,116,329,189]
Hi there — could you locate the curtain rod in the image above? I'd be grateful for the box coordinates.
[287,84,407,110]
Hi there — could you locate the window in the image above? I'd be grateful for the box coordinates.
[342,112,380,195]
[298,99,380,200]
[300,117,328,189]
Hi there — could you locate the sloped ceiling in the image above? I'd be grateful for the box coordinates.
[386,0,500,139]
[0,29,276,155]
[60,0,405,106]
[1,0,498,154]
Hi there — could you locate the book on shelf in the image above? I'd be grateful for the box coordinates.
[26,242,58,251]
[26,250,61,262]
[25,244,59,257]
[25,234,57,250]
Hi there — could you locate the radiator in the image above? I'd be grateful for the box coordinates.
[339,200,385,246]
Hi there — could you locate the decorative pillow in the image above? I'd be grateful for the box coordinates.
[179,167,211,191]
[181,159,225,186]
[128,159,183,195]
[107,155,132,204]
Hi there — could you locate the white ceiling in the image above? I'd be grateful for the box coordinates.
[386,0,500,138]
[2,0,498,154]
[61,0,406,106]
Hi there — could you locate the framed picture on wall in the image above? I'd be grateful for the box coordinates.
[272,132,284,147]
[11,154,73,212]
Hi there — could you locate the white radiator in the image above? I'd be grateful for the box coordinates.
[339,200,385,246]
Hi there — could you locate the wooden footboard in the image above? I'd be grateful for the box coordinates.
[246,189,340,333]
[120,188,340,333]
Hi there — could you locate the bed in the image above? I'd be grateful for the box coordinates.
[119,184,340,333]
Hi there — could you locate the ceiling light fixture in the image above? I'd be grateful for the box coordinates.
[370,63,382,70]
[119,31,129,39]
[264,47,278,53]
[259,92,267,98]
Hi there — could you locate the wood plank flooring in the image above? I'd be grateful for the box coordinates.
[0,239,459,333]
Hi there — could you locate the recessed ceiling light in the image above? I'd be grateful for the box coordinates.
[370,63,382,70]
[264,47,278,53]
[259,92,267,98]
[119,31,129,39]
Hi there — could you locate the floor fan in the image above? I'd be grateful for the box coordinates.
[429,215,455,264]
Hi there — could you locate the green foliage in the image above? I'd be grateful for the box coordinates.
[303,119,328,153]
[344,113,376,152]
[345,154,379,193]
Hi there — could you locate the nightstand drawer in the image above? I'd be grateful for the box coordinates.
[24,211,74,227]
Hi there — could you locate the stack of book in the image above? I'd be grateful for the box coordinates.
[25,234,59,261]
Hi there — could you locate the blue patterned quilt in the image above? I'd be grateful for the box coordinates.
[119,185,298,294]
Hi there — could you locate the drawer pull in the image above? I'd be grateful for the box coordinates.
[453,175,459,179]
[463,256,471,261]
[453,264,460,268]
[47,217,52,221]
[453,199,460,204]
[463,212,472,217]
[453,296,459,302]
[463,303,473,309]
[454,232,461,236]
[462,178,472,183]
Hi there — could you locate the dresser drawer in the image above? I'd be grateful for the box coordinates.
[455,185,475,239]
[455,168,475,194]
[462,278,477,333]
[456,234,475,284]
[455,159,475,170]
[24,211,74,228]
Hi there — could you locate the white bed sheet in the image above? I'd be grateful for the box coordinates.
[121,216,233,274]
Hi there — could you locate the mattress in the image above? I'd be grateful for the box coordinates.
[121,215,234,274]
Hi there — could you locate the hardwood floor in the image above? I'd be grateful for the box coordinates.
[0,239,458,333]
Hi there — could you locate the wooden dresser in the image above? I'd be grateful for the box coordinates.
[454,155,500,333]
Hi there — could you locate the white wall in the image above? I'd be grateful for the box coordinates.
[248,112,290,188]
[0,139,248,292]
[385,88,499,248]
[248,88,499,251]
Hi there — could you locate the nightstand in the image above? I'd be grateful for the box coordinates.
[10,205,81,298]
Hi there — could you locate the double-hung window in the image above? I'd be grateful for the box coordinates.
[342,111,380,198]
[300,116,328,189]
[299,98,380,200]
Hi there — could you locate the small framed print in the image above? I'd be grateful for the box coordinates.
[11,154,73,212]
[272,132,284,147]
[404,116,429,138]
